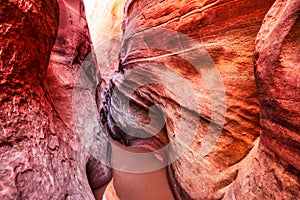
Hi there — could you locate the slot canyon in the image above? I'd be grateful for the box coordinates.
[0,0,299,199]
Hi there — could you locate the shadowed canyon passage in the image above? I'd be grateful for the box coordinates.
[0,0,300,200]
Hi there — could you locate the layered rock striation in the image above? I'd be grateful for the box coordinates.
[0,0,299,199]
[99,0,300,199]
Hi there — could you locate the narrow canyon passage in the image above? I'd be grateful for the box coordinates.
[0,0,299,200]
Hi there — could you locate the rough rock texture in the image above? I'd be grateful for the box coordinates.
[0,0,111,199]
[99,0,300,199]
[46,0,112,191]
[254,0,300,172]
[223,1,300,199]
[1,0,299,199]
[222,0,300,199]
[83,2,128,199]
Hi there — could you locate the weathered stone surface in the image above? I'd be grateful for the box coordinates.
[229,1,300,199]
[0,0,111,199]
[99,0,299,199]
[1,0,299,199]
[254,0,300,172]
[47,0,112,191]
[223,0,300,199]
[223,140,300,200]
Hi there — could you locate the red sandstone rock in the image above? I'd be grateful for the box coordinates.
[47,0,112,191]
[222,0,300,199]
[101,0,299,199]
[254,0,300,172]
[104,0,274,199]
[1,0,299,199]
[224,2,300,199]
[0,0,111,199]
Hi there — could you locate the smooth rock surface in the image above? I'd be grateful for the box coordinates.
[224,0,300,199]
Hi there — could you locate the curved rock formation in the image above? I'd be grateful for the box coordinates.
[222,1,300,199]
[254,0,300,172]
[0,0,111,199]
[46,0,112,193]
[224,0,300,199]
[1,0,299,199]
[98,0,300,199]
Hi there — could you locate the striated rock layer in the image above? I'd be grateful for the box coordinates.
[0,0,299,199]
[222,1,300,199]
[254,0,300,172]
[102,0,300,199]
[226,0,300,199]
[0,0,111,199]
